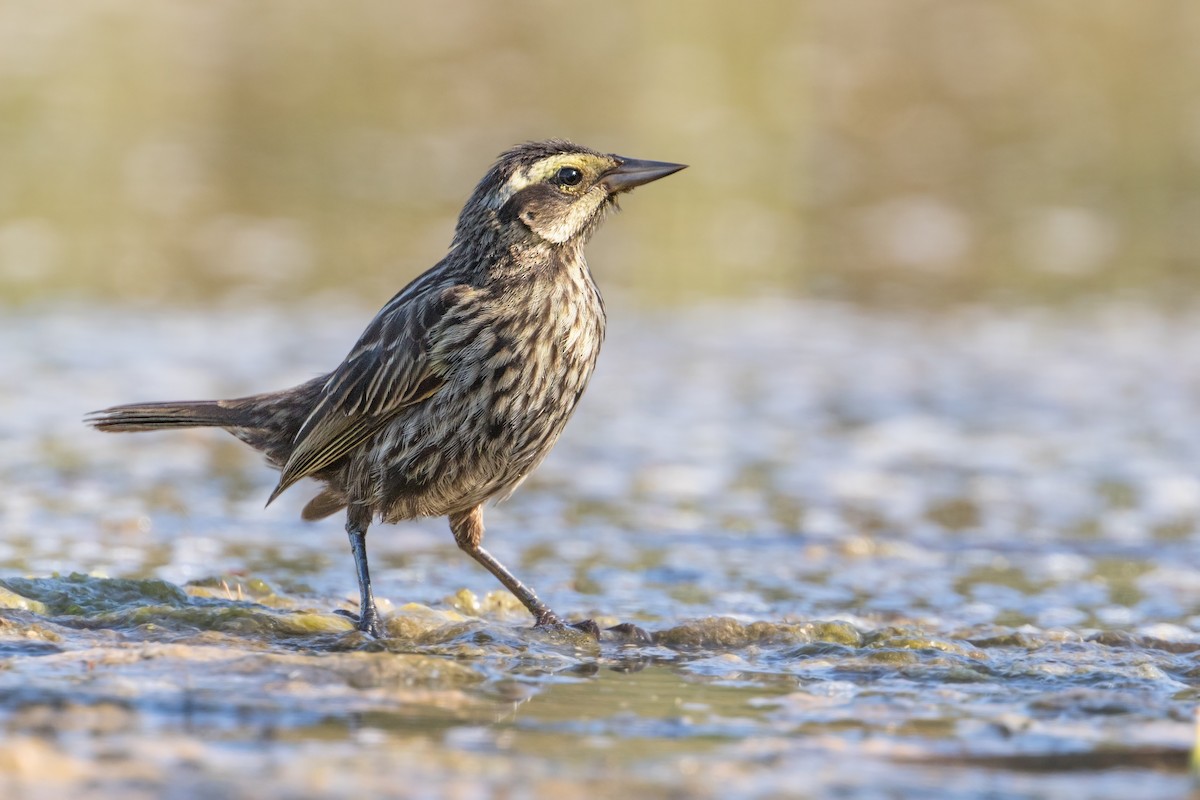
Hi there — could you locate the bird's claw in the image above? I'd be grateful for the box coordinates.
[334,607,386,638]
[604,622,652,644]
[533,611,599,641]
[533,612,649,644]
[570,619,602,639]
[534,609,561,628]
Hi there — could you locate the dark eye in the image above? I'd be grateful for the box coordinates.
[554,166,583,187]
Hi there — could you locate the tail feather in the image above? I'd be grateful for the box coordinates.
[300,489,347,520]
[87,378,331,507]
[85,401,241,432]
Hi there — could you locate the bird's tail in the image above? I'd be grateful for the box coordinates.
[87,378,327,471]
[85,400,243,433]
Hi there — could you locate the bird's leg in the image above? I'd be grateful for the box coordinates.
[344,506,384,637]
[448,507,650,643]
[449,506,561,627]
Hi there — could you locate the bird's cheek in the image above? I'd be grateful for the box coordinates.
[560,194,607,240]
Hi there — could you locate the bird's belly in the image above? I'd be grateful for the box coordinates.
[371,333,600,521]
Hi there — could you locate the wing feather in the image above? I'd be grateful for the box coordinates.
[266,278,467,505]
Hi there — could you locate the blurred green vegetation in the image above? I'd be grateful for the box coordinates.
[1,1,1198,306]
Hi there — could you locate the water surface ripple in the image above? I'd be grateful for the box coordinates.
[2,299,1198,799]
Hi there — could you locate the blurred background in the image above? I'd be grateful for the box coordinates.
[4,0,1199,308]
[5,6,1200,795]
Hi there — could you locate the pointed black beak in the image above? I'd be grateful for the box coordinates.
[600,156,688,194]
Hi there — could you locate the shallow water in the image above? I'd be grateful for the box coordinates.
[3,298,1200,798]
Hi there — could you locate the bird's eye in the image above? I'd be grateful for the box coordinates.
[554,166,583,187]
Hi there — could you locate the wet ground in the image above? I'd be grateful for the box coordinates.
[3,297,1200,798]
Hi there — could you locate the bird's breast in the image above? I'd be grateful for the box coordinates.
[371,262,605,518]
[482,273,605,435]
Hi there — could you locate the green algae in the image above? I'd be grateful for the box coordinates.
[0,574,189,617]
[654,617,862,650]
[0,585,49,616]
[0,571,1193,799]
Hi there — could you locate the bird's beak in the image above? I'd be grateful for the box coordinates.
[600,156,688,194]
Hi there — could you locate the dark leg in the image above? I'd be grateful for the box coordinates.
[449,506,560,626]
[448,506,650,643]
[345,507,384,637]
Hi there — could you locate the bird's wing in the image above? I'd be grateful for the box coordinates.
[266,280,468,505]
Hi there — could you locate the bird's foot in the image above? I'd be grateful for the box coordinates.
[533,611,650,644]
[604,621,653,644]
[533,610,596,641]
[569,619,602,639]
[334,606,385,638]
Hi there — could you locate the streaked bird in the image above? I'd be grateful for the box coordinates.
[87,140,686,637]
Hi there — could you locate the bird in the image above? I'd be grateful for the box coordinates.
[86,139,686,638]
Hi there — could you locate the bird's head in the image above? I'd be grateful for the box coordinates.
[456,139,686,249]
